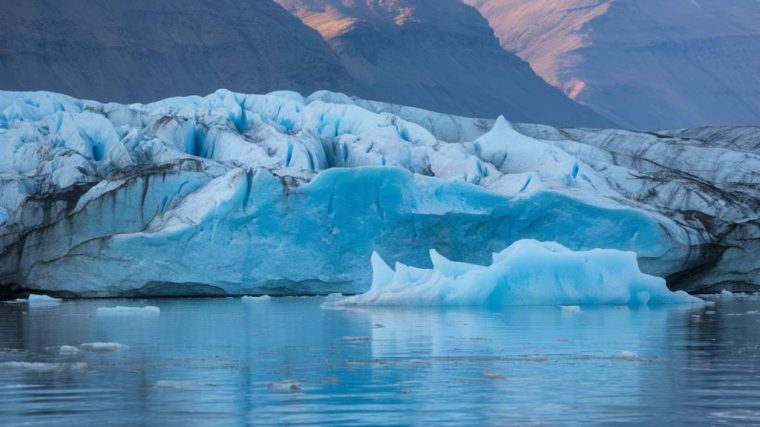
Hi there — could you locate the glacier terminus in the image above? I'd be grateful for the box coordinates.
[0,89,758,299]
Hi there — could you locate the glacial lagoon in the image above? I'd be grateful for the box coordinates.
[1,296,759,426]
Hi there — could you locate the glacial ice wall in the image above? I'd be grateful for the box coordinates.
[0,89,757,296]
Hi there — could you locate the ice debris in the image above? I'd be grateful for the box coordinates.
[334,240,701,307]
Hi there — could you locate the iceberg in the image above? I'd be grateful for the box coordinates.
[333,240,700,307]
[27,294,62,307]
[0,89,757,296]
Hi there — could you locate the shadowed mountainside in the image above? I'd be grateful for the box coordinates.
[276,0,614,127]
[466,0,760,129]
[0,0,359,103]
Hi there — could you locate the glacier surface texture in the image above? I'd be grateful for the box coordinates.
[0,90,757,297]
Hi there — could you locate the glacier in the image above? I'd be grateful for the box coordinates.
[332,240,700,307]
[0,89,757,297]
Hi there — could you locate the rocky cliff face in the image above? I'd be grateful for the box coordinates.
[465,0,760,130]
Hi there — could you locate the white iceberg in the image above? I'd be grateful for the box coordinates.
[334,240,701,307]
[27,294,62,307]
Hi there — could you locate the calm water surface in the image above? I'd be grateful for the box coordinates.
[1,296,759,426]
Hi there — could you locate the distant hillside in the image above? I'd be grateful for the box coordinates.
[276,0,613,127]
[0,0,358,103]
[0,0,613,127]
[466,0,760,129]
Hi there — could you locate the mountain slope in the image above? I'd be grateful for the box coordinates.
[465,0,760,130]
[0,0,357,103]
[276,0,614,127]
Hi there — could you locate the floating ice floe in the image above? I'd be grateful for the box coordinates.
[242,295,271,303]
[267,380,302,393]
[79,342,128,352]
[616,351,643,361]
[58,345,82,356]
[96,306,160,316]
[155,380,203,389]
[0,361,87,371]
[333,240,702,307]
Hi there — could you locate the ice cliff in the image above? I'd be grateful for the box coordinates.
[0,90,757,297]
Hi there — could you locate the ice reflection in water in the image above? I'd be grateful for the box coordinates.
[0,296,759,426]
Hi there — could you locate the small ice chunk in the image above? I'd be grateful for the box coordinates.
[483,369,507,380]
[560,305,581,313]
[267,380,302,393]
[522,354,548,362]
[720,289,734,298]
[0,361,87,371]
[27,294,61,307]
[324,293,344,302]
[156,380,201,389]
[96,306,160,316]
[342,336,371,342]
[59,345,82,356]
[703,300,716,307]
[79,342,128,352]
[617,350,641,361]
[242,295,271,303]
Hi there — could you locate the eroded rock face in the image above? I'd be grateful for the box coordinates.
[0,90,757,297]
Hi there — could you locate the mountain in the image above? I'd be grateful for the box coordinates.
[274,0,614,127]
[0,0,612,127]
[0,0,357,103]
[465,0,760,130]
